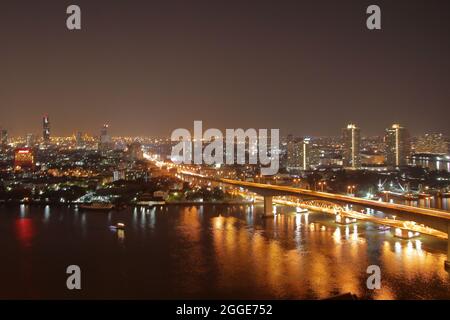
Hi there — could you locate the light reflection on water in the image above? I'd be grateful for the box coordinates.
[0,204,448,299]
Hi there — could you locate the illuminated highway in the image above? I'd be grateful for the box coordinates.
[221,178,450,220]
[178,170,450,236]
[225,187,448,240]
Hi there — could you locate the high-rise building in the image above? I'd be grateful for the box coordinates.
[0,128,7,148]
[100,124,110,143]
[43,115,50,143]
[342,124,361,168]
[414,133,448,155]
[76,131,84,148]
[287,139,302,171]
[128,141,144,160]
[302,138,310,170]
[287,137,313,171]
[26,133,37,147]
[99,124,113,152]
[385,124,410,167]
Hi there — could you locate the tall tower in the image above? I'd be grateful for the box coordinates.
[342,124,361,168]
[287,138,302,171]
[385,124,410,167]
[100,124,111,143]
[0,128,7,149]
[302,137,312,170]
[287,137,312,171]
[99,124,112,152]
[43,115,50,144]
[26,133,36,147]
[76,131,84,148]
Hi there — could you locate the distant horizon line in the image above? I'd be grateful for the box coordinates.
[4,132,449,140]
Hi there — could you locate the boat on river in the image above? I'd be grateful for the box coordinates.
[78,202,114,211]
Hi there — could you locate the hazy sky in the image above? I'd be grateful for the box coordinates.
[1,0,449,137]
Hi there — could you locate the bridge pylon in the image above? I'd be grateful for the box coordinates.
[263,196,274,217]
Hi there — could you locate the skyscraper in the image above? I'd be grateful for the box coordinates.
[0,128,7,149]
[385,124,410,167]
[100,124,111,143]
[43,115,50,143]
[342,124,361,168]
[26,133,36,147]
[287,138,302,172]
[99,124,113,152]
[76,131,84,148]
[287,137,313,171]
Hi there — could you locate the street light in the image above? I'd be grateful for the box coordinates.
[347,185,356,195]
[318,181,326,192]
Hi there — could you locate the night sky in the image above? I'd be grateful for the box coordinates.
[1,0,449,137]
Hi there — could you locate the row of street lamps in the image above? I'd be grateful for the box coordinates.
[316,181,357,195]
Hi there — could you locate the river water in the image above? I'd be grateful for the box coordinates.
[0,204,449,299]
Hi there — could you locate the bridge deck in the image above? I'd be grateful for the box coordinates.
[181,171,450,223]
[220,178,450,221]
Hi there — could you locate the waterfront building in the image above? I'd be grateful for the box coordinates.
[385,124,410,167]
[342,123,361,169]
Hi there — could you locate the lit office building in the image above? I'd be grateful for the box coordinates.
[287,137,313,171]
[26,133,37,147]
[43,115,51,143]
[76,131,84,148]
[98,124,113,152]
[0,128,7,148]
[342,124,361,168]
[385,124,410,167]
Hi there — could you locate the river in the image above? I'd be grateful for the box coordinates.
[0,204,448,299]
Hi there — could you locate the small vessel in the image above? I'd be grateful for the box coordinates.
[116,222,125,230]
[136,200,166,206]
[110,222,125,230]
[378,225,391,232]
[79,202,114,211]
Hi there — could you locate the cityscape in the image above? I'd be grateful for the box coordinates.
[1,0,449,304]
[1,116,450,299]
[3,117,450,208]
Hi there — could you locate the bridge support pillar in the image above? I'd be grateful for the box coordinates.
[446,223,450,271]
[263,196,274,217]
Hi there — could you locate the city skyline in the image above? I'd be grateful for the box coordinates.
[1,0,450,136]
[1,0,450,302]
[1,116,449,139]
